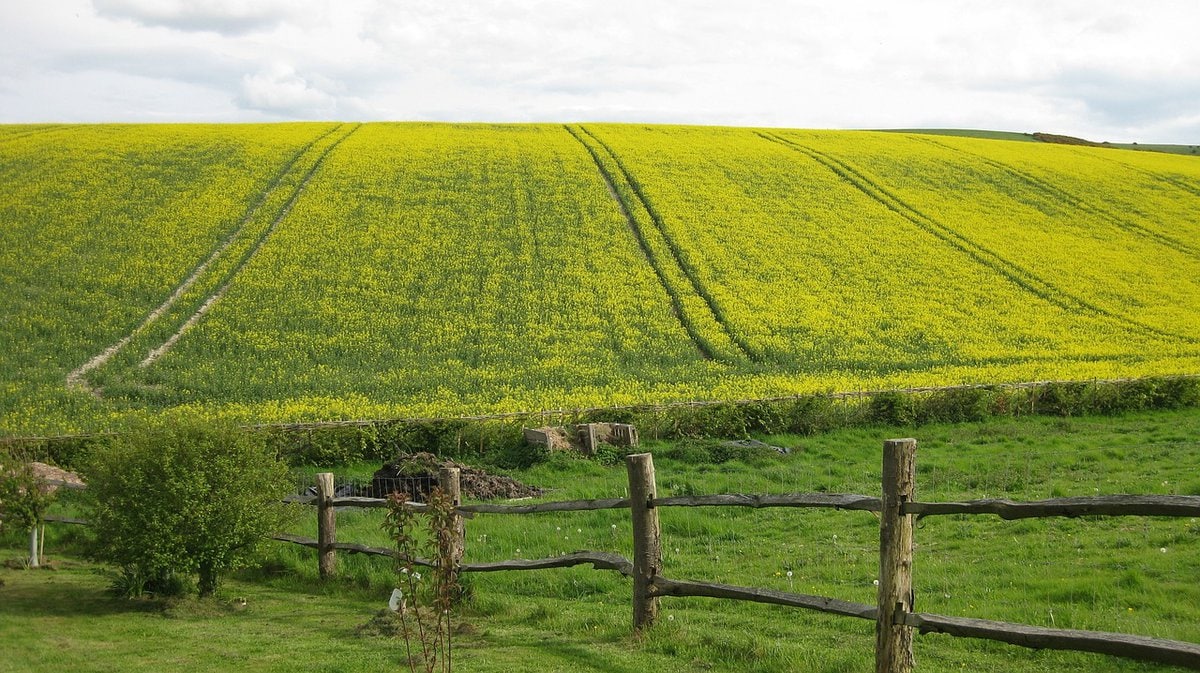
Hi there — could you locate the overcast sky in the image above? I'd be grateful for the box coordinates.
[2,1,1198,143]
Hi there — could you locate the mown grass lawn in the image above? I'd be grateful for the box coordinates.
[4,409,1199,672]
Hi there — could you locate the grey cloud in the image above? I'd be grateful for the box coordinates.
[1043,69,1200,128]
[48,45,244,91]
[91,0,296,35]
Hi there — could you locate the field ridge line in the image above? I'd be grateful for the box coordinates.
[574,125,758,362]
[138,123,361,368]
[758,132,1198,345]
[0,126,66,144]
[1084,148,1200,200]
[915,136,1200,258]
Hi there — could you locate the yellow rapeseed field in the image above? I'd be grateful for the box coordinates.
[1,123,1197,434]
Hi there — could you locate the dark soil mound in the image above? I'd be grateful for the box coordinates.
[367,452,542,501]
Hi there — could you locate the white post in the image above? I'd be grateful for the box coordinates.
[29,526,40,568]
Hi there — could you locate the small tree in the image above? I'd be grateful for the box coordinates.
[0,447,57,568]
[383,487,460,673]
[83,417,291,597]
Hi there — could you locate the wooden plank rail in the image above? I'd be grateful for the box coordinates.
[905,495,1200,519]
[42,514,88,525]
[902,612,1200,670]
[650,576,877,621]
[284,494,627,515]
[654,493,881,512]
[284,493,882,514]
[462,498,629,515]
[269,534,632,575]
[269,533,430,565]
[464,551,633,576]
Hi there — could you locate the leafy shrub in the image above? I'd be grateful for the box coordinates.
[920,387,993,423]
[82,417,292,597]
[868,391,917,426]
[591,442,641,466]
[0,445,54,536]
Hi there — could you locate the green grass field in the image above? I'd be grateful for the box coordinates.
[5,409,1199,672]
[2,124,1200,437]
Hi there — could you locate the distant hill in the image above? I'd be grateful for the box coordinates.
[2,123,1199,436]
[885,128,1200,156]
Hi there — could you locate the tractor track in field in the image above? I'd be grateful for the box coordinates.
[564,125,717,361]
[758,132,1200,346]
[138,123,360,367]
[914,136,1200,259]
[65,123,358,395]
[1084,149,1200,200]
[0,126,66,145]
[567,124,757,363]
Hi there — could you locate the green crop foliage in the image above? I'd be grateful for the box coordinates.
[1,123,1198,436]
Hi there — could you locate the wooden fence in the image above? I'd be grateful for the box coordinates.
[279,440,1200,672]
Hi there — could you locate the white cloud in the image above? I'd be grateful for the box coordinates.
[0,0,1197,142]
[237,64,336,117]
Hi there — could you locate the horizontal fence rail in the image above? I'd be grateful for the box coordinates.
[285,492,885,514]
[269,533,633,575]
[905,494,1200,519]
[649,576,878,621]
[653,493,881,511]
[902,612,1200,669]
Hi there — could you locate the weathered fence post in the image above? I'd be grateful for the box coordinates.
[877,439,917,673]
[438,466,465,575]
[626,452,662,632]
[316,472,336,579]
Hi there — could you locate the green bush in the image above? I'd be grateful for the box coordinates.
[867,391,917,426]
[0,445,55,537]
[82,417,292,597]
[919,387,993,423]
